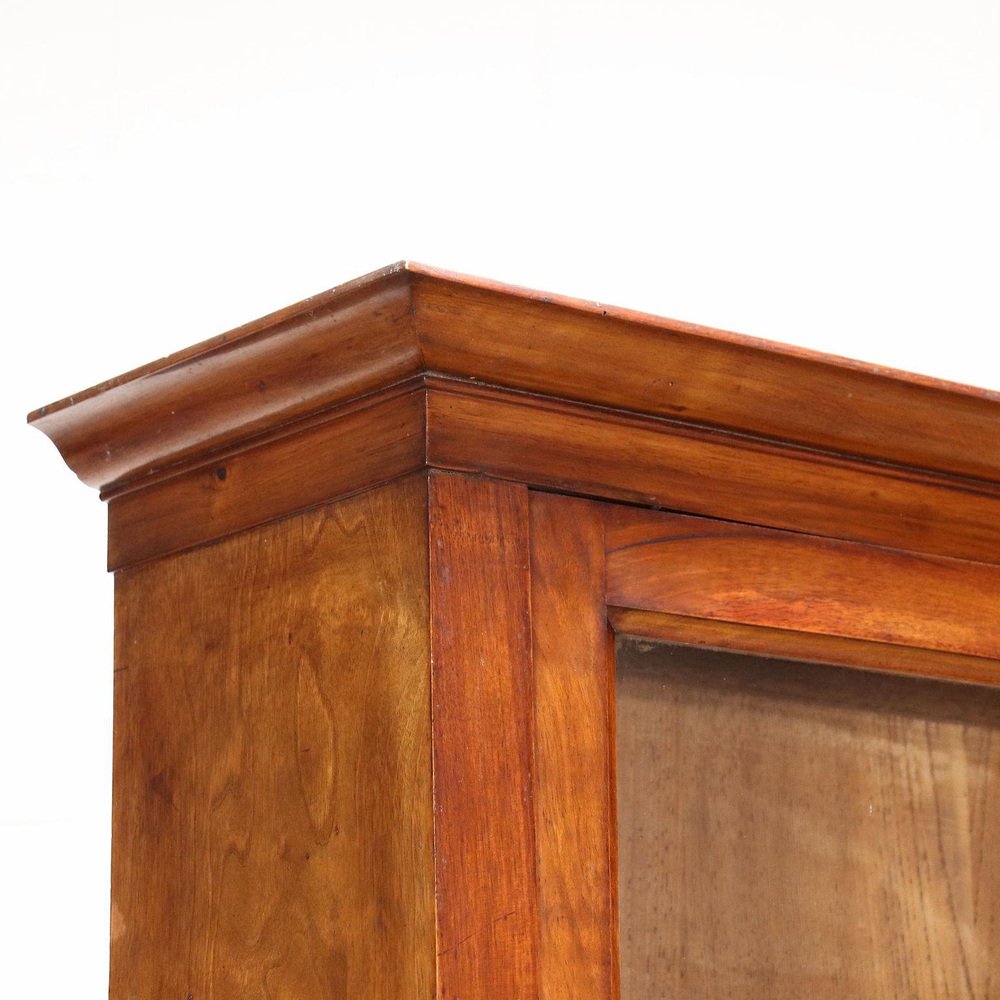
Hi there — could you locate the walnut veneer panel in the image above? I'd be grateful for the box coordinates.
[110,477,434,999]
[616,638,1000,999]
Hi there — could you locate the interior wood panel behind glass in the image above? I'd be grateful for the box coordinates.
[615,637,1000,999]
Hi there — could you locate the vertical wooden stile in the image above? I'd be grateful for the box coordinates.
[529,492,617,1000]
[428,472,541,999]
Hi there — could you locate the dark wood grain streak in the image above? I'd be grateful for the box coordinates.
[426,379,1000,566]
[529,492,617,1000]
[605,508,1000,660]
[107,383,425,570]
[428,473,540,1000]
[110,477,435,999]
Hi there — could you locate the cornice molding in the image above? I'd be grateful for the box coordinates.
[29,263,420,491]
[30,261,1000,495]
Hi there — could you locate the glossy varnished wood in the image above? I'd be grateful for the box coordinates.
[31,264,419,490]
[104,376,1000,571]
[31,262,1000,497]
[110,477,434,998]
[529,492,616,1000]
[426,379,1000,566]
[605,507,1000,662]
[526,494,1000,996]
[616,639,1000,999]
[412,266,1000,483]
[428,473,539,999]
[107,382,425,569]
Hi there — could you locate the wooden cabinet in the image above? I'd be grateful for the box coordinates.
[31,262,1000,998]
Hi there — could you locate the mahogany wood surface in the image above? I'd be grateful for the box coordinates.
[102,375,1000,572]
[529,492,617,1000]
[525,494,1000,999]
[30,262,1000,496]
[616,638,1000,999]
[606,507,1000,662]
[107,381,425,569]
[411,265,1000,483]
[426,379,1000,567]
[31,264,419,491]
[428,473,540,1000]
[110,476,435,998]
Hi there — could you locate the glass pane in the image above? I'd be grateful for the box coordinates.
[616,636,1000,999]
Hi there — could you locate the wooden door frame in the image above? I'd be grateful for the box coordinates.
[523,483,1000,1000]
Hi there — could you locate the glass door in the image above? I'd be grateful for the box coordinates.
[616,636,1000,999]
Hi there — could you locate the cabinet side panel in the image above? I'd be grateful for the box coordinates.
[428,473,540,1000]
[110,476,434,999]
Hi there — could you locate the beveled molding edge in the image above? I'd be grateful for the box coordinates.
[608,609,1000,689]
[30,261,1000,494]
[106,376,1000,572]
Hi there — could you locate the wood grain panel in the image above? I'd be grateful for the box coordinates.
[428,473,539,1000]
[605,508,1000,659]
[425,379,1000,566]
[616,638,1000,999]
[108,382,425,570]
[110,476,434,999]
[529,492,616,1000]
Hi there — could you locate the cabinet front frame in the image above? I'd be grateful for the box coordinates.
[526,486,1000,1000]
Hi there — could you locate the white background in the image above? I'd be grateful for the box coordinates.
[3,0,999,994]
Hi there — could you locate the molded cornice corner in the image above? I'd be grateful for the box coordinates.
[29,263,422,492]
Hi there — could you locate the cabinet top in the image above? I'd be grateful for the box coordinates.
[29,261,1000,495]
